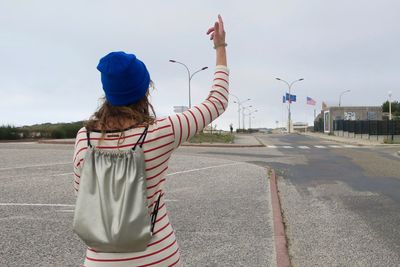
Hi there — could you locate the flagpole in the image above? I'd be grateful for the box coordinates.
[281,99,284,131]
[276,78,304,133]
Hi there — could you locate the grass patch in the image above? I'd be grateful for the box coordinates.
[189,132,235,144]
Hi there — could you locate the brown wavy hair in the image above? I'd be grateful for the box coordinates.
[85,82,156,134]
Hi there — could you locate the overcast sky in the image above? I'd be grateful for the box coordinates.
[1,0,399,129]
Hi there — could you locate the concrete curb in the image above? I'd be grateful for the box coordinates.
[269,169,291,267]
[254,136,267,147]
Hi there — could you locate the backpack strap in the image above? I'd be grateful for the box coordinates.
[86,131,92,148]
[150,193,162,234]
[132,126,149,151]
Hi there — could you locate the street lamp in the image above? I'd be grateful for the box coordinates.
[388,91,392,120]
[276,77,304,133]
[247,109,258,129]
[339,90,351,107]
[242,105,252,129]
[169,60,208,108]
[231,94,251,129]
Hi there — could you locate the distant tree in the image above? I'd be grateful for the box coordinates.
[382,100,400,116]
[19,121,84,139]
[51,129,66,139]
[0,125,21,140]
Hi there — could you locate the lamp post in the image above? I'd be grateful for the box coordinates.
[276,78,304,133]
[247,110,258,129]
[231,94,251,130]
[388,91,392,120]
[242,105,252,129]
[339,90,351,107]
[169,60,208,108]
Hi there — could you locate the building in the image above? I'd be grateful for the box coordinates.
[293,122,309,132]
[316,106,383,134]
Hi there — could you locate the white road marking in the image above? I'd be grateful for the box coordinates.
[3,160,242,180]
[267,145,277,148]
[329,145,342,148]
[0,163,243,209]
[298,146,310,149]
[343,145,358,148]
[56,210,75,212]
[167,162,244,176]
[282,146,293,148]
[0,162,71,171]
[0,142,36,145]
[314,145,327,148]
[0,172,73,181]
[0,203,74,207]
[52,172,73,176]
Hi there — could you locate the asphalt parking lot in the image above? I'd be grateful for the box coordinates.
[0,142,274,267]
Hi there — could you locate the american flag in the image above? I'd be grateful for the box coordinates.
[306,96,316,105]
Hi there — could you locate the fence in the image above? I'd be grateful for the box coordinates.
[332,119,400,141]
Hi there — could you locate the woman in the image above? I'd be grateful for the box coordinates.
[72,15,229,266]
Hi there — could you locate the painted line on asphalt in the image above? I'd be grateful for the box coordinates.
[52,172,73,176]
[56,210,75,212]
[343,145,358,148]
[167,162,244,176]
[0,163,242,208]
[282,146,293,149]
[0,172,73,181]
[0,203,75,207]
[269,169,292,267]
[164,199,179,202]
[267,145,278,148]
[329,145,342,148]
[0,172,74,180]
[298,146,310,149]
[314,145,327,148]
[1,200,181,209]
[0,142,36,145]
[0,162,71,171]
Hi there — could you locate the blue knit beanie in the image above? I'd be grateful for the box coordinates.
[97,51,150,106]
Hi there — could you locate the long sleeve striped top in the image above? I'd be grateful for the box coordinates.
[72,65,229,267]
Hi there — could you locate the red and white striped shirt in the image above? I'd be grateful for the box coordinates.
[72,66,229,267]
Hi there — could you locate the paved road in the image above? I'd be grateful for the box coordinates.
[177,134,400,266]
[2,134,399,266]
[0,142,274,267]
[257,133,400,266]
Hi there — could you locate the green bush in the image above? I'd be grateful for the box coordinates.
[0,125,22,140]
[382,100,400,117]
[51,129,66,139]
[1,121,84,140]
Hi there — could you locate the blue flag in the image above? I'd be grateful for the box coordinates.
[286,93,296,102]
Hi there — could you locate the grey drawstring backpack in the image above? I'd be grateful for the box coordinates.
[73,126,162,253]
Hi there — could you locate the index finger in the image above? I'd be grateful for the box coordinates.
[218,14,224,31]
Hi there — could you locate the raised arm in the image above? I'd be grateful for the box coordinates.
[168,15,229,149]
[208,14,227,66]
